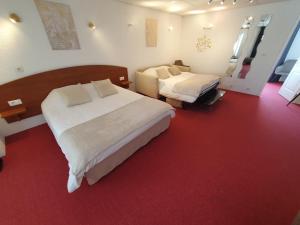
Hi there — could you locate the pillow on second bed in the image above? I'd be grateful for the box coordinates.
[168,66,181,76]
[57,84,92,107]
[92,79,118,97]
[156,68,170,79]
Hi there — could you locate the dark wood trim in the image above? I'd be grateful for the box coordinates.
[0,158,3,172]
[0,65,128,122]
[0,106,27,123]
[120,80,132,89]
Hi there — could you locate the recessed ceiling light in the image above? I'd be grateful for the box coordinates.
[185,9,206,15]
[140,1,164,8]
[167,1,189,13]
[211,6,226,11]
[168,5,183,12]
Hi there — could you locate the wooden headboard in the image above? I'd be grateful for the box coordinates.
[0,65,128,122]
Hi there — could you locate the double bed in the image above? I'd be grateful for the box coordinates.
[42,84,175,192]
[0,65,175,193]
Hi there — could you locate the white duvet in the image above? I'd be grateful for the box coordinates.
[159,72,220,103]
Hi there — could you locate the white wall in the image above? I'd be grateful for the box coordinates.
[0,0,182,136]
[286,28,300,60]
[181,0,300,95]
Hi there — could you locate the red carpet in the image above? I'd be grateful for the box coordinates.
[1,83,300,225]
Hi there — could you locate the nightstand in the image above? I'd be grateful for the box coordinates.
[120,80,133,89]
[0,106,27,123]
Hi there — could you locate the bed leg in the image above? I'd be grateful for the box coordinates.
[166,98,183,108]
[182,102,186,109]
[0,158,3,172]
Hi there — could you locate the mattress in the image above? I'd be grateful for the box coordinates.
[159,72,220,103]
[42,84,175,192]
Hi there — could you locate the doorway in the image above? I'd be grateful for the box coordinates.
[264,20,300,105]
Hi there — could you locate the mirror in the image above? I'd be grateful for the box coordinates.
[226,16,254,76]
[226,14,272,79]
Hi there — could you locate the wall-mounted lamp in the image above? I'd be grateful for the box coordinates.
[247,16,254,21]
[168,25,174,31]
[88,22,96,30]
[9,13,21,23]
[203,24,214,30]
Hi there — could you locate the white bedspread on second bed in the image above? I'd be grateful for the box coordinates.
[159,72,220,103]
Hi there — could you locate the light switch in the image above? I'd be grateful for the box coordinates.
[8,99,23,107]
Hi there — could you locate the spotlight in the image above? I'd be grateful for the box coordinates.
[88,22,96,30]
[208,0,213,5]
[9,13,21,23]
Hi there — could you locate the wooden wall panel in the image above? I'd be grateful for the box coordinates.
[0,65,128,120]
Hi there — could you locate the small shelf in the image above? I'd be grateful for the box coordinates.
[0,106,27,123]
[119,80,132,88]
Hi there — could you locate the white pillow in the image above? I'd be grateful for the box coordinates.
[57,84,92,107]
[144,66,171,77]
[143,67,159,77]
[92,79,118,98]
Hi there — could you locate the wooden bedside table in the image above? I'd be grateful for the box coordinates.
[0,106,27,123]
[120,80,133,89]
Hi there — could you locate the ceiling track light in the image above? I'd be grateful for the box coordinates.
[220,0,225,5]
[208,0,213,5]
[233,0,237,5]
[249,0,254,3]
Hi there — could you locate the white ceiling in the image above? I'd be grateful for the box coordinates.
[118,0,289,15]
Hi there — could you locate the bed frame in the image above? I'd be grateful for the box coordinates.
[0,65,129,123]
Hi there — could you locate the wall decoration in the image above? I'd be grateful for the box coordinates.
[34,0,80,50]
[145,18,158,47]
[196,35,212,52]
